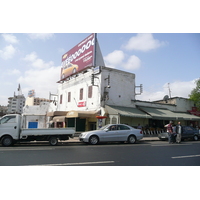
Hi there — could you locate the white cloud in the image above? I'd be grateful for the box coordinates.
[1,33,19,44]
[27,33,54,40]
[0,45,16,60]
[123,55,141,70]
[104,50,141,70]
[104,50,125,67]
[137,79,196,101]
[5,69,21,75]
[17,66,61,98]
[20,52,60,98]
[23,52,54,69]
[124,33,167,52]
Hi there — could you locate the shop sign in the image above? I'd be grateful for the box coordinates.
[78,101,86,107]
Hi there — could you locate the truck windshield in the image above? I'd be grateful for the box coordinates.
[0,116,16,124]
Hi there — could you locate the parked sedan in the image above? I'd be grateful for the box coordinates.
[158,126,200,141]
[79,124,143,145]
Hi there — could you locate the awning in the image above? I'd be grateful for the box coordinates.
[173,112,200,121]
[138,106,200,121]
[47,111,68,117]
[105,105,151,118]
[66,110,98,118]
[53,116,66,122]
[138,106,179,120]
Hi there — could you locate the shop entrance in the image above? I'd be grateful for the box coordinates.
[67,118,86,132]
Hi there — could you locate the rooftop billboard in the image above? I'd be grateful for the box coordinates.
[60,33,96,80]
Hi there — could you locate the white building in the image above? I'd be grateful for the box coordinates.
[23,102,50,128]
[48,66,200,132]
[7,84,25,114]
[48,66,147,131]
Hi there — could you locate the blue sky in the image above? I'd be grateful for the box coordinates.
[0,33,200,105]
[1,1,200,106]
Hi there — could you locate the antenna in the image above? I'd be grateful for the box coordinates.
[168,83,172,98]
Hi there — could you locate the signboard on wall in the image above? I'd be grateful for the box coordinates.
[60,33,96,80]
[28,90,35,97]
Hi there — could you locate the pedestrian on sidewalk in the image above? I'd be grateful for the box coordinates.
[166,121,174,144]
[176,121,183,143]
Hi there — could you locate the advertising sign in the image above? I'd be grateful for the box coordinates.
[28,90,35,97]
[60,33,96,80]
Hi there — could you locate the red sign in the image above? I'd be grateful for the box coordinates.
[188,107,200,116]
[60,33,95,80]
[78,101,86,107]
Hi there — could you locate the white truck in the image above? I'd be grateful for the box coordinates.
[0,114,75,146]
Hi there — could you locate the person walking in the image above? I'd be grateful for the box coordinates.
[176,121,183,143]
[166,121,174,144]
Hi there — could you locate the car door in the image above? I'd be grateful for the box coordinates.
[117,125,131,141]
[100,125,119,142]
[0,115,18,139]
[183,126,193,139]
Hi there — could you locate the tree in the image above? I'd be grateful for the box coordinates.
[189,78,200,110]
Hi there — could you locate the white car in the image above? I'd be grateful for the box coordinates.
[79,124,143,145]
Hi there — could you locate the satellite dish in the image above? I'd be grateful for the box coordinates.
[163,95,169,103]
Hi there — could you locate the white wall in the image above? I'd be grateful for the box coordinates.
[57,68,100,112]
[56,67,137,112]
[101,67,136,107]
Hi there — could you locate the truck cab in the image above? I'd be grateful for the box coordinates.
[0,114,21,146]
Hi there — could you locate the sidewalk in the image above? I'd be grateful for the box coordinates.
[67,135,159,143]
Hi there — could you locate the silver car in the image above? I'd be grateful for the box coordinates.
[79,124,143,145]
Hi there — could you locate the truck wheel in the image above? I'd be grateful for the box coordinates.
[49,137,58,146]
[2,136,13,147]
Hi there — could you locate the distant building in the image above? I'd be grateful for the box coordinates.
[7,84,25,114]
[0,105,8,117]
[25,97,52,106]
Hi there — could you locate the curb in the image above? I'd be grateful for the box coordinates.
[67,136,160,143]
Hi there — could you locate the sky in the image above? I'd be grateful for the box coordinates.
[0,33,200,105]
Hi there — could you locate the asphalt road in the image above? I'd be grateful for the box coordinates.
[0,140,200,166]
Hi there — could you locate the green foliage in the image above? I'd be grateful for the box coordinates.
[189,78,200,110]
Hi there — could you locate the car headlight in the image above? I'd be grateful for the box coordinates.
[80,132,88,138]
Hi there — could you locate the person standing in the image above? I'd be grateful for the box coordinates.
[166,121,173,144]
[176,121,183,143]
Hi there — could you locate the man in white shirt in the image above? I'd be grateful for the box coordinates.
[176,121,183,143]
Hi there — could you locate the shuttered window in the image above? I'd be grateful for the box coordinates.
[88,85,93,98]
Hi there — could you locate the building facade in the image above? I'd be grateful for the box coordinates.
[48,66,139,131]
[48,66,200,133]
[25,97,52,106]
[7,94,25,114]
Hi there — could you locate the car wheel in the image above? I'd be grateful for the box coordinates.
[127,135,136,144]
[49,137,58,146]
[2,136,13,147]
[89,135,99,145]
[193,135,199,141]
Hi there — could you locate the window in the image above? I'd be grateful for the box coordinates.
[0,116,16,124]
[60,94,63,104]
[68,92,71,102]
[88,85,93,98]
[117,125,130,130]
[80,88,83,100]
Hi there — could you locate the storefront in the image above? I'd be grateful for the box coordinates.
[104,105,200,134]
